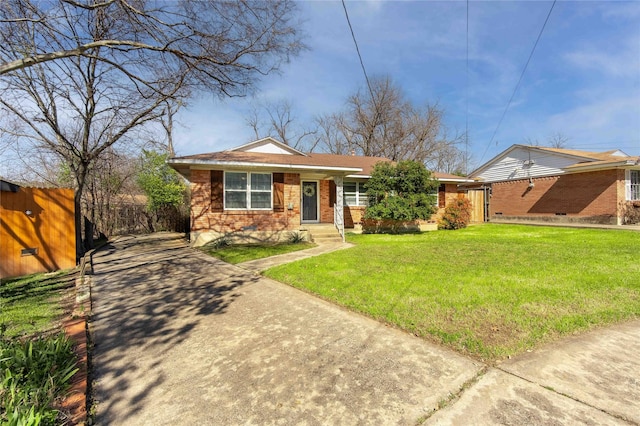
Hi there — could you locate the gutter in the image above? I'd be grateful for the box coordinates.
[167,158,362,174]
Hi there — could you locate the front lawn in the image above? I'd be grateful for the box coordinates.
[200,242,316,264]
[264,224,640,362]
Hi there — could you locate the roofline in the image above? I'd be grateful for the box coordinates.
[167,158,362,174]
[436,177,476,183]
[563,159,639,173]
[468,144,611,178]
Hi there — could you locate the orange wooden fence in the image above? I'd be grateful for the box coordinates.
[1,186,76,279]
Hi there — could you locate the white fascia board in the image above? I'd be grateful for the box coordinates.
[437,177,476,183]
[169,158,362,174]
[563,160,638,174]
[345,174,370,179]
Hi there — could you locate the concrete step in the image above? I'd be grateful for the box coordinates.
[302,224,343,243]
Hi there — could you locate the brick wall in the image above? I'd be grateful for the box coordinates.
[430,183,462,222]
[489,169,622,224]
[190,170,301,235]
[319,180,334,223]
[344,206,365,228]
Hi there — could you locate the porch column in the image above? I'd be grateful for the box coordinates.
[334,176,344,228]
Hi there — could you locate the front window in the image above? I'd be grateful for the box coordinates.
[630,170,640,201]
[224,172,272,210]
[344,181,368,206]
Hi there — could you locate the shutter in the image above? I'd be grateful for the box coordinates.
[273,173,285,212]
[211,170,224,212]
[329,181,336,207]
[438,184,446,208]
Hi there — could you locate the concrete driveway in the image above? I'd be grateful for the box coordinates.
[91,233,640,425]
[90,233,480,425]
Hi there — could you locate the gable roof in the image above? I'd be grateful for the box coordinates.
[229,137,307,156]
[470,144,638,181]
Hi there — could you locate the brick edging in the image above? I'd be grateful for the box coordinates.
[60,245,97,426]
[62,317,88,425]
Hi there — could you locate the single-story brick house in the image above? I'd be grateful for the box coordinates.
[168,138,472,245]
[467,144,640,225]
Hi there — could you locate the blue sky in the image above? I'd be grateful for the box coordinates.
[174,0,640,170]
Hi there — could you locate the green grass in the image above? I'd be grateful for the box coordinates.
[0,271,76,338]
[264,224,640,362]
[200,242,316,264]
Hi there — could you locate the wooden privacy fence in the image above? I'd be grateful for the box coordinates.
[467,189,486,223]
[0,185,76,279]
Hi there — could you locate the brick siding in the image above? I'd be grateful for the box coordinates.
[190,170,301,234]
[489,169,623,224]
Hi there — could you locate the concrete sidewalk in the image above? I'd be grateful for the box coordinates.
[90,233,640,425]
[236,241,353,273]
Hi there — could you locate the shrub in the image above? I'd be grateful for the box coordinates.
[438,198,472,230]
[0,333,78,425]
[204,236,230,250]
[620,201,640,225]
[288,231,306,244]
[364,161,438,228]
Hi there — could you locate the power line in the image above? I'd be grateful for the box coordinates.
[465,0,469,174]
[477,0,557,165]
[341,0,376,104]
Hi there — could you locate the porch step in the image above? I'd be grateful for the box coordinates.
[302,224,344,243]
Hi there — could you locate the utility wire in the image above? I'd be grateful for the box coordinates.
[477,0,557,166]
[465,0,469,174]
[341,0,376,104]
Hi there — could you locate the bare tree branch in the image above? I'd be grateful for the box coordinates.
[0,0,304,254]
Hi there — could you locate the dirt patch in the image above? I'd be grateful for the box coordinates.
[58,317,88,425]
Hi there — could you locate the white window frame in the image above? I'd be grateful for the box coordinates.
[344,181,368,207]
[224,171,273,210]
[627,169,640,201]
[430,188,440,207]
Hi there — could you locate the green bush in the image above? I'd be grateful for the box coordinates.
[438,198,472,230]
[364,161,438,225]
[0,334,78,426]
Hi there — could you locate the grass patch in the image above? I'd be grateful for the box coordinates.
[1,271,77,338]
[264,224,640,362]
[200,242,316,264]
[0,270,79,424]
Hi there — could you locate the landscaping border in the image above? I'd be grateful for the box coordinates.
[61,247,95,426]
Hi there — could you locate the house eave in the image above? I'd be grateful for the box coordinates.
[563,160,639,174]
[168,158,362,176]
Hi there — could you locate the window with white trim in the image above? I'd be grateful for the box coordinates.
[343,181,368,206]
[224,172,272,210]
[429,188,439,207]
[629,170,640,201]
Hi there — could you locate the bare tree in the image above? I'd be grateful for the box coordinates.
[316,75,464,168]
[244,99,319,151]
[0,0,303,256]
[523,132,571,149]
[547,132,570,149]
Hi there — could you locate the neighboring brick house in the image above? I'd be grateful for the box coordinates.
[467,145,640,225]
[168,138,470,245]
